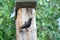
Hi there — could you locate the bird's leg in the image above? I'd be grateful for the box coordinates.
[19,29,23,32]
[18,27,23,32]
[26,28,29,32]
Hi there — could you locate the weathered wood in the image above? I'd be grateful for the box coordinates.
[16,0,37,2]
[16,8,37,40]
[16,0,37,10]
[16,2,36,9]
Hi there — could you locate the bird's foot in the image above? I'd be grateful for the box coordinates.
[19,29,23,32]
[26,29,29,32]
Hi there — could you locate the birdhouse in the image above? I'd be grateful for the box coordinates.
[16,0,37,40]
[16,0,37,10]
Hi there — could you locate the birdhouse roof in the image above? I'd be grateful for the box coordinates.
[16,0,37,2]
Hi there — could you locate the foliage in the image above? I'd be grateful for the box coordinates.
[36,0,60,40]
[0,0,60,40]
[0,0,16,40]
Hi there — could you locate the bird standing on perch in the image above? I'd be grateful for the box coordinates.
[19,17,33,32]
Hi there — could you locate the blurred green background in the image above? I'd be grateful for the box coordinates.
[0,0,60,40]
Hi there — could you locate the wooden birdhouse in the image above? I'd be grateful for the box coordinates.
[16,0,37,40]
[16,0,37,9]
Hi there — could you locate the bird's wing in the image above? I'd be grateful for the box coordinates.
[20,21,29,28]
[25,21,29,25]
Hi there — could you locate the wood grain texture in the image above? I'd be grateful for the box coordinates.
[16,8,37,40]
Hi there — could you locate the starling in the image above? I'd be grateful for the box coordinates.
[20,17,32,29]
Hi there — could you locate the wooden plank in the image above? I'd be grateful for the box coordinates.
[16,2,36,9]
[16,0,37,9]
[16,8,37,40]
[16,0,37,2]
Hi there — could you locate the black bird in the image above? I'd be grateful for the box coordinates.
[20,17,32,29]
